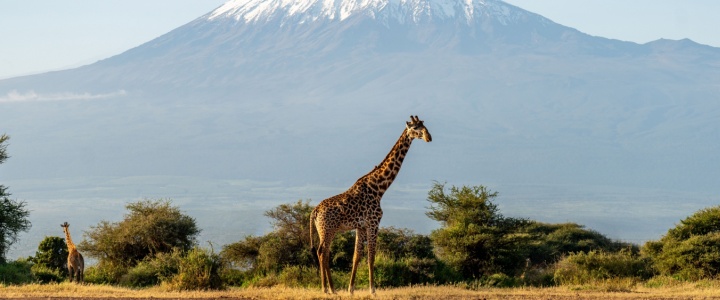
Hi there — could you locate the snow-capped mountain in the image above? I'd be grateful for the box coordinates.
[1,0,720,259]
[207,0,537,26]
[1,0,718,191]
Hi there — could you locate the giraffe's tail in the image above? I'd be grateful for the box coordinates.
[309,209,316,253]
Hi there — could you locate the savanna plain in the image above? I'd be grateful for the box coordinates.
[5,282,720,300]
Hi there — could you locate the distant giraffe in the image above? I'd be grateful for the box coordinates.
[61,222,84,283]
[520,258,531,283]
[310,115,432,295]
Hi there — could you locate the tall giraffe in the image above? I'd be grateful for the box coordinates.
[60,222,84,283]
[310,115,432,295]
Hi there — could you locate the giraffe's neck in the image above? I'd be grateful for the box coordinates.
[63,229,77,251]
[353,129,413,197]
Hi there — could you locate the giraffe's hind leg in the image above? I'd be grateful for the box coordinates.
[348,229,366,295]
[322,243,336,294]
[316,245,327,293]
[317,236,336,294]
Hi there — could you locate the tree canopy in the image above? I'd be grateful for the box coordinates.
[426,182,628,279]
[0,134,32,264]
[79,199,200,268]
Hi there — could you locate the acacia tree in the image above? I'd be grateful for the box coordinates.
[427,182,633,280]
[222,200,318,273]
[0,134,32,263]
[79,199,200,268]
[426,182,528,278]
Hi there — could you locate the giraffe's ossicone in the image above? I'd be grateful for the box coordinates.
[309,115,432,295]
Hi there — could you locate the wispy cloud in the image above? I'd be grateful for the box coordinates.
[0,89,127,103]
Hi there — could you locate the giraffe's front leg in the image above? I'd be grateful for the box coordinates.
[366,226,379,295]
[348,228,366,295]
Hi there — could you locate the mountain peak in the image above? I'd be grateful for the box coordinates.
[207,0,531,25]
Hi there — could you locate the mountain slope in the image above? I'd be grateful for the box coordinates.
[0,0,719,254]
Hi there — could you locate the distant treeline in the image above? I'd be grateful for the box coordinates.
[2,181,720,290]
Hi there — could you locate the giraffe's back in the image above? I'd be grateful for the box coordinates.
[314,189,382,233]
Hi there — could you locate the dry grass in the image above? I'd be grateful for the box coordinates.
[4,282,720,299]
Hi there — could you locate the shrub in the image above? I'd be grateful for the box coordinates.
[0,259,34,284]
[353,253,459,288]
[277,265,319,287]
[553,249,653,285]
[221,200,323,274]
[519,263,556,287]
[31,237,68,272]
[30,263,64,283]
[121,261,160,287]
[643,206,720,280]
[377,227,434,259]
[484,273,518,288]
[83,262,128,284]
[163,247,224,291]
[29,236,68,283]
[220,268,247,287]
[461,273,519,289]
[366,254,411,288]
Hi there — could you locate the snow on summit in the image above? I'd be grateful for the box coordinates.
[208,0,529,25]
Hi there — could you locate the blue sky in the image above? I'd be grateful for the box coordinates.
[1,0,719,80]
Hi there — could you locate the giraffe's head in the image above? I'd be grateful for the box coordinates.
[61,222,70,229]
[405,115,432,142]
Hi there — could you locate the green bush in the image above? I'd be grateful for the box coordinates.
[553,249,653,285]
[353,253,459,288]
[377,227,435,259]
[246,272,281,288]
[461,273,519,289]
[0,259,34,284]
[221,200,322,275]
[30,263,64,283]
[643,206,720,280]
[30,236,68,280]
[220,268,248,287]
[121,261,160,287]
[519,264,556,287]
[364,254,410,288]
[277,265,319,287]
[163,247,224,291]
[484,273,518,288]
[83,262,128,284]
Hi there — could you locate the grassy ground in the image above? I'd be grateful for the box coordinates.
[4,282,720,299]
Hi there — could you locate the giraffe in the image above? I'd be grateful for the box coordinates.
[60,222,84,283]
[309,115,432,295]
